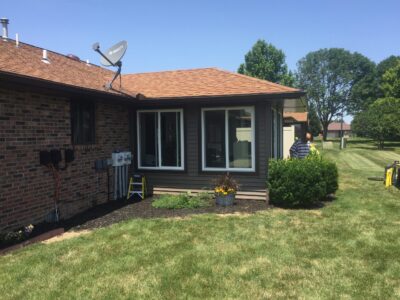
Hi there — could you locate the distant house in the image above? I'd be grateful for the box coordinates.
[327,122,352,138]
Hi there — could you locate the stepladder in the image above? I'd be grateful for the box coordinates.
[127,174,147,200]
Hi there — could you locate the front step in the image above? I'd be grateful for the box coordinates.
[152,187,268,201]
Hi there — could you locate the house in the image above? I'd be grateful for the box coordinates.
[282,112,308,158]
[327,122,351,138]
[0,32,305,231]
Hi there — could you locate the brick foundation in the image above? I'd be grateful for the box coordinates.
[0,86,132,232]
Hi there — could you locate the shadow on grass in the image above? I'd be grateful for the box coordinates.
[329,139,400,151]
[351,146,398,151]
[270,200,329,210]
[270,193,337,210]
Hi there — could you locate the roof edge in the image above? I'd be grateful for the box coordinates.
[0,70,139,100]
[138,90,305,101]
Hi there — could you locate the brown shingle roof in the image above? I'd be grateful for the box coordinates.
[0,39,127,96]
[122,68,301,99]
[328,122,351,131]
[283,112,308,123]
[0,39,303,100]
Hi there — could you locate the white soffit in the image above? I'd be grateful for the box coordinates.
[283,98,307,113]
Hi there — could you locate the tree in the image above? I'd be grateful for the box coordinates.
[238,40,293,85]
[352,98,400,149]
[347,53,377,113]
[308,104,322,137]
[297,48,359,140]
[280,70,296,87]
[348,55,400,113]
[381,60,400,98]
[376,55,400,78]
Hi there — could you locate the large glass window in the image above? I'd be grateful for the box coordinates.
[139,112,158,167]
[160,112,181,167]
[204,110,226,168]
[137,110,184,170]
[202,107,255,171]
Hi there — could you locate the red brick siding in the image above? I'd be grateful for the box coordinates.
[0,87,131,232]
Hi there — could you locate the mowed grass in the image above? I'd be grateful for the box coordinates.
[1,140,400,299]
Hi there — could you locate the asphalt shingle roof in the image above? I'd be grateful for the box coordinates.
[121,68,301,99]
[0,39,303,100]
[0,39,119,95]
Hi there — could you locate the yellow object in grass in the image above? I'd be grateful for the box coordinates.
[309,143,320,156]
[385,168,393,187]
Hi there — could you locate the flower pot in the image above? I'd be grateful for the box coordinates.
[215,193,235,206]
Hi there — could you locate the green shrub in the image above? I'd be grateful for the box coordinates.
[320,159,339,195]
[267,157,338,207]
[152,192,212,209]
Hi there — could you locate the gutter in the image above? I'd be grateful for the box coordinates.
[137,91,306,102]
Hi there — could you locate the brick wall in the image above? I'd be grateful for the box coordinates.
[0,86,132,232]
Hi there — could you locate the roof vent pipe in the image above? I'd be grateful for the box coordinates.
[1,18,9,41]
[15,33,19,47]
[42,49,50,64]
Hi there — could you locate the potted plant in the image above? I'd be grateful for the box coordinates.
[214,173,239,206]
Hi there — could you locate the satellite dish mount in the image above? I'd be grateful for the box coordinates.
[92,40,127,90]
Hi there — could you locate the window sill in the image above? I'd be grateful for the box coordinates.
[138,167,185,171]
[72,144,100,151]
[201,168,255,173]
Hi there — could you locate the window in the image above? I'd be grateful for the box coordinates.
[137,109,184,170]
[71,101,95,145]
[201,107,255,172]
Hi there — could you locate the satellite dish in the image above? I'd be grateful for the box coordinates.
[100,40,127,66]
[92,40,128,90]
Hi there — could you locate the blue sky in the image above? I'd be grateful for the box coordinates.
[2,0,399,75]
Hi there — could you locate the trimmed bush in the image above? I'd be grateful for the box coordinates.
[152,192,212,209]
[267,157,338,207]
[320,159,339,195]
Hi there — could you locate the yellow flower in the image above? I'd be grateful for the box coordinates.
[223,191,228,195]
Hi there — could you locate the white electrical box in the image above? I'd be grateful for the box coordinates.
[123,151,132,165]
[112,152,124,166]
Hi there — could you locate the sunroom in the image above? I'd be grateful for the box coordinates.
[125,68,306,200]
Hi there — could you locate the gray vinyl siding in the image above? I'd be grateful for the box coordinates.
[133,100,274,193]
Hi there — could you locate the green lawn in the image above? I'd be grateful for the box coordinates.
[1,140,400,299]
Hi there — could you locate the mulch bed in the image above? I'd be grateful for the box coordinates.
[0,228,64,255]
[65,197,269,231]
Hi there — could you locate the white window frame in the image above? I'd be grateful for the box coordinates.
[137,109,184,171]
[201,106,255,172]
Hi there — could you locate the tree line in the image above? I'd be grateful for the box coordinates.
[238,40,400,146]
